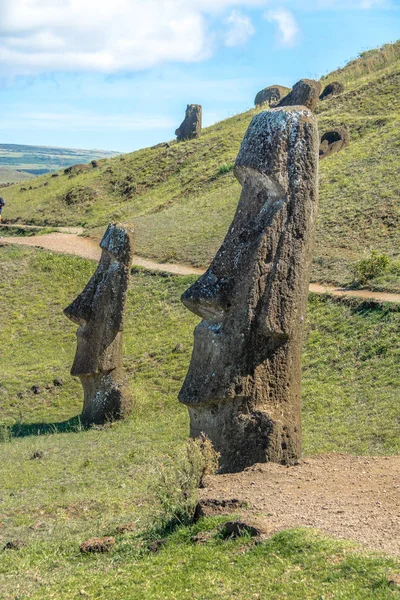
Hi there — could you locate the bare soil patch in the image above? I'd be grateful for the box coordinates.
[201,453,400,556]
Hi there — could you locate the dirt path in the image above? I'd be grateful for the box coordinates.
[201,453,400,556]
[0,224,84,234]
[1,232,400,302]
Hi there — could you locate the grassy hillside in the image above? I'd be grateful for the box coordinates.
[0,143,119,184]
[1,41,400,291]
[0,245,399,598]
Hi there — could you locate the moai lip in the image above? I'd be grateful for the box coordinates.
[64,223,134,425]
[179,107,319,473]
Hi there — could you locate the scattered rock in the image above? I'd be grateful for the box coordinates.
[53,378,64,387]
[4,540,26,551]
[319,128,350,160]
[51,173,59,178]
[20,187,27,192]
[172,343,185,353]
[151,142,170,150]
[175,104,202,141]
[193,498,245,521]
[320,81,345,100]
[91,160,99,168]
[31,385,41,395]
[221,521,261,539]
[278,79,322,111]
[79,536,115,553]
[147,539,167,553]
[254,85,291,107]
[30,450,44,460]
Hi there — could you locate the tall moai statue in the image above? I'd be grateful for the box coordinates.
[175,104,202,141]
[64,223,134,425]
[179,106,319,472]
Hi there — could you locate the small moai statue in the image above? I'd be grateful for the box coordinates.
[64,223,134,425]
[179,106,319,472]
[175,104,202,141]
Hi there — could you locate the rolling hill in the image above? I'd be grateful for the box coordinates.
[1,41,400,291]
[0,143,119,184]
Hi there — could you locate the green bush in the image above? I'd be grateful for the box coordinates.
[352,251,391,285]
[217,163,234,176]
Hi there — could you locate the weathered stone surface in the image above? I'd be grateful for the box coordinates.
[221,521,262,538]
[254,85,291,107]
[80,536,115,553]
[279,79,322,111]
[179,107,319,472]
[175,104,202,141]
[319,128,350,160]
[320,81,345,100]
[64,223,134,425]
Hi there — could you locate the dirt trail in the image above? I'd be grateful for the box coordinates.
[202,453,400,556]
[1,232,400,302]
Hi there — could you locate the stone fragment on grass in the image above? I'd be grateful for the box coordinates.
[4,540,26,551]
[221,521,261,538]
[179,107,319,472]
[30,450,44,460]
[148,539,167,553]
[64,223,134,425]
[79,536,115,553]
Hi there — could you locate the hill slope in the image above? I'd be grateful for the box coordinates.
[2,41,400,290]
[0,143,119,184]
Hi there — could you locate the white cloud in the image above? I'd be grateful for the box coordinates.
[265,8,299,47]
[224,10,255,46]
[0,0,267,75]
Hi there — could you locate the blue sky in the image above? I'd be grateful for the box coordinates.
[0,0,399,152]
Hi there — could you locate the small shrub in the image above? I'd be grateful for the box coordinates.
[150,434,219,530]
[352,251,391,285]
[217,163,234,176]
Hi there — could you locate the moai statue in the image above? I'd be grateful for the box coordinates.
[64,223,134,425]
[179,107,319,472]
[279,79,322,111]
[175,104,202,141]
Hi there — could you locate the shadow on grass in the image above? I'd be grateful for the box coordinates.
[10,415,84,438]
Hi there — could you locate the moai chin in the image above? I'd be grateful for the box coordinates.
[179,106,319,472]
[64,223,134,425]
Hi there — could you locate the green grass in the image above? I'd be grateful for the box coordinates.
[1,41,400,291]
[0,246,399,597]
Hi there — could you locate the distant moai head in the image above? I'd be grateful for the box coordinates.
[175,104,202,141]
[64,223,134,424]
[179,107,319,472]
[278,79,322,111]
